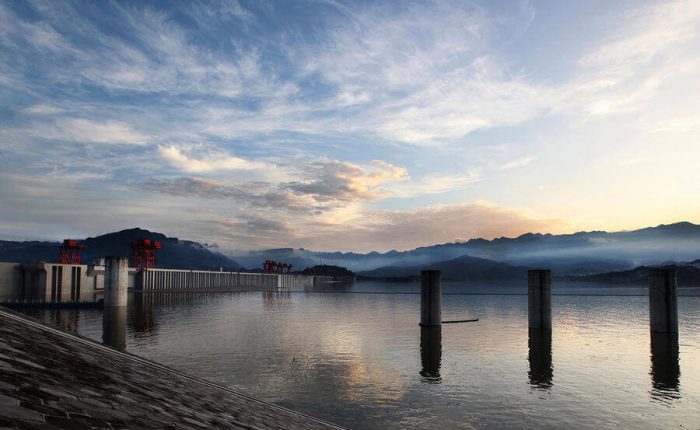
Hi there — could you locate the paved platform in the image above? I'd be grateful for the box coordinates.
[0,307,344,429]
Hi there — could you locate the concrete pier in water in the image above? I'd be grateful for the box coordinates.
[528,269,552,330]
[104,256,128,307]
[649,268,678,334]
[420,270,442,327]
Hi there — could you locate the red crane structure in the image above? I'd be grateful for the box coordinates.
[57,239,85,264]
[131,239,162,270]
[262,259,293,274]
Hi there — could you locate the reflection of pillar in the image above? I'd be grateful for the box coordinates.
[528,329,553,389]
[650,332,680,398]
[103,305,127,351]
[420,326,442,382]
[129,293,155,336]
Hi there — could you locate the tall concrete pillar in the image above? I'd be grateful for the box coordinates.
[104,256,128,308]
[420,270,442,327]
[528,269,552,330]
[649,269,678,333]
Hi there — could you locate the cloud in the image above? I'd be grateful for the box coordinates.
[580,1,700,72]
[322,202,563,252]
[650,115,700,133]
[143,158,408,213]
[141,176,319,214]
[303,2,549,145]
[158,145,268,172]
[387,172,480,197]
[28,118,150,145]
[498,156,537,171]
[564,0,700,119]
[282,160,407,202]
[2,0,700,251]
[208,201,565,253]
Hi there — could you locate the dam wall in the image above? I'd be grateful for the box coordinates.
[139,268,317,292]
[0,260,326,303]
[0,262,23,300]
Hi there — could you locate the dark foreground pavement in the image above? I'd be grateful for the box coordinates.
[0,308,344,430]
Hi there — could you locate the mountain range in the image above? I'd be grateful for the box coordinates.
[575,259,700,284]
[358,255,526,281]
[1,222,699,279]
[233,222,700,276]
[0,228,241,270]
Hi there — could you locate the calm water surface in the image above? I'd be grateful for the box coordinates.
[21,281,700,429]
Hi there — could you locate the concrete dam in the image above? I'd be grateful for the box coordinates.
[139,267,321,292]
[0,260,330,304]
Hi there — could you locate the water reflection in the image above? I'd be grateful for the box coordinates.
[420,326,442,383]
[650,332,680,402]
[263,290,292,308]
[53,308,80,333]
[18,286,700,430]
[528,329,553,390]
[103,306,127,351]
[129,294,156,336]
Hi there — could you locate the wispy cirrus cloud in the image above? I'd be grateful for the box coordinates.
[32,118,150,145]
[158,145,269,173]
[564,0,700,119]
[387,172,480,198]
[498,156,537,171]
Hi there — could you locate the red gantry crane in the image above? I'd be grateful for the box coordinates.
[58,239,85,264]
[131,239,162,270]
[262,259,293,274]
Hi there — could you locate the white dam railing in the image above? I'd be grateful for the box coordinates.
[138,268,317,292]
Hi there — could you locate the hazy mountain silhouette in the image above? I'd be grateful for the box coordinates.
[2,222,699,275]
[576,261,700,285]
[233,222,700,274]
[0,228,241,270]
[359,254,526,281]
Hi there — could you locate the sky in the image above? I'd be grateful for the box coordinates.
[1,0,699,253]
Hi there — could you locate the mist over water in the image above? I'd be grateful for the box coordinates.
[20,281,700,429]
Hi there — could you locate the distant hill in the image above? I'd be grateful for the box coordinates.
[574,262,700,286]
[302,265,354,277]
[0,228,241,270]
[233,222,700,275]
[359,254,526,281]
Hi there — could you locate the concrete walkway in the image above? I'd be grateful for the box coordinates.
[0,308,344,429]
